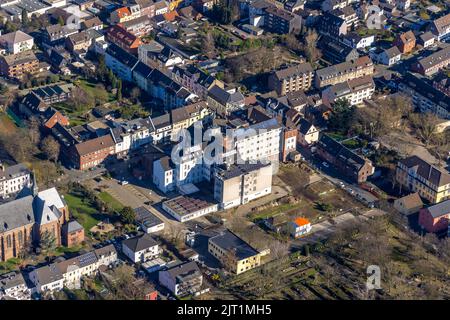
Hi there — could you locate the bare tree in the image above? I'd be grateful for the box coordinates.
[28,116,41,146]
[41,135,60,163]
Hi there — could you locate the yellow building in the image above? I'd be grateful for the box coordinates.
[208,229,262,275]
[396,155,450,204]
[170,101,211,137]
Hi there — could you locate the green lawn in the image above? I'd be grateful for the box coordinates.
[64,193,100,231]
[98,191,124,212]
[54,245,83,256]
[78,79,116,102]
[0,258,21,275]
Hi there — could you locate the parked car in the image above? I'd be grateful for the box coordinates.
[120,180,129,185]
[322,162,329,168]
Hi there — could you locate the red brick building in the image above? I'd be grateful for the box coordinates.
[62,220,85,247]
[106,25,142,54]
[418,199,450,233]
[70,134,115,170]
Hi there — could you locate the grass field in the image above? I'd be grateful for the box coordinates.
[0,258,21,275]
[64,193,101,231]
[0,113,18,136]
[98,191,124,212]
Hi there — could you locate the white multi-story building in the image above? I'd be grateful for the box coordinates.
[322,75,375,107]
[122,234,159,263]
[0,30,34,55]
[0,272,31,300]
[0,163,31,199]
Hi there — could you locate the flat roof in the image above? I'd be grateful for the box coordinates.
[163,193,217,217]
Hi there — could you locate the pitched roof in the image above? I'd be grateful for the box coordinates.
[426,199,450,219]
[74,134,115,156]
[273,62,313,80]
[122,233,158,252]
[209,229,259,260]
[398,155,450,187]
[0,196,35,232]
[431,12,450,34]
[396,193,423,210]
[165,261,201,283]
[0,30,33,44]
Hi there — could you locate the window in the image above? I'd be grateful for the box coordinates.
[6,235,12,248]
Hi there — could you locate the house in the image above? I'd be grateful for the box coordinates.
[314,56,374,88]
[322,75,375,107]
[0,272,30,300]
[105,43,139,82]
[419,200,450,233]
[0,30,33,54]
[110,7,136,24]
[393,31,416,54]
[29,264,64,294]
[395,155,450,204]
[158,261,203,297]
[330,5,358,29]
[428,12,450,41]
[262,213,290,233]
[370,46,401,66]
[208,229,262,274]
[69,134,115,170]
[81,16,103,30]
[398,73,450,119]
[119,15,153,37]
[411,46,450,76]
[42,108,70,129]
[318,12,347,37]
[170,101,211,136]
[0,163,31,199]
[268,62,314,96]
[57,251,99,289]
[122,233,159,263]
[297,118,319,146]
[316,134,375,183]
[207,85,245,116]
[106,25,142,54]
[172,64,224,99]
[394,193,423,215]
[417,32,435,48]
[44,24,78,46]
[433,72,450,97]
[281,126,298,162]
[61,220,85,247]
[341,33,375,50]
[214,163,272,210]
[288,217,311,238]
[134,206,165,233]
[0,50,39,79]
[321,0,355,12]
[319,36,359,64]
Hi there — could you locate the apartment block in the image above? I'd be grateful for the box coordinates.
[396,155,450,204]
[268,63,314,96]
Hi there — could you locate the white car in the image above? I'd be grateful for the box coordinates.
[120,180,129,185]
[322,162,329,168]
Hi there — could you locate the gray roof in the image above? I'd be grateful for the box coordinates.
[134,206,164,229]
[0,163,30,181]
[57,251,98,273]
[0,272,26,291]
[122,233,158,252]
[66,220,83,233]
[34,264,63,285]
[216,162,270,180]
[0,196,35,232]
[209,229,259,260]
[165,261,201,283]
[208,85,244,105]
[426,199,450,218]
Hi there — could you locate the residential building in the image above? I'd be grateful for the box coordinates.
[318,12,347,37]
[288,217,311,238]
[411,46,450,76]
[263,6,301,34]
[110,6,136,24]
[281,127,298,162]
[29,264,64,293]
[429,12,450,41]
[417,32,435,48]
[214,163,272,210]
[0,272,30,300]
[341,33,375,50]
[207,85,245,116]
[119,15,153,37]
[57,251,99,289]
[319,36,359,64]
[208,229,262,274]
[170,101,211,137]
[330,6,358,29]
[105,43,139,82]
[69,134,115,170]
[106,25,143,54]
[0,163,31,199]
[314,56,374,88]
[0,30,33,54]
[322,75,375,107]
[44,24,78,45]
[172,64,224,99]
[316,134,375,183]
[395,155,450,204]
[398,73,450,119]
[158,261,203,297]
[393,193,423,215]
[0,50,39,79]
[297,118,319,146]
[419,200,450,233]
[122,233,159,263]
[393,31,416,54]
[369,46,401,66]
[268,63,314,96]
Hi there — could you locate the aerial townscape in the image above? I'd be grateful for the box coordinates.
[0,0,448,303]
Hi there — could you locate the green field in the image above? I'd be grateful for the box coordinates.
[98,191,124,212]
[64,193,101,231]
